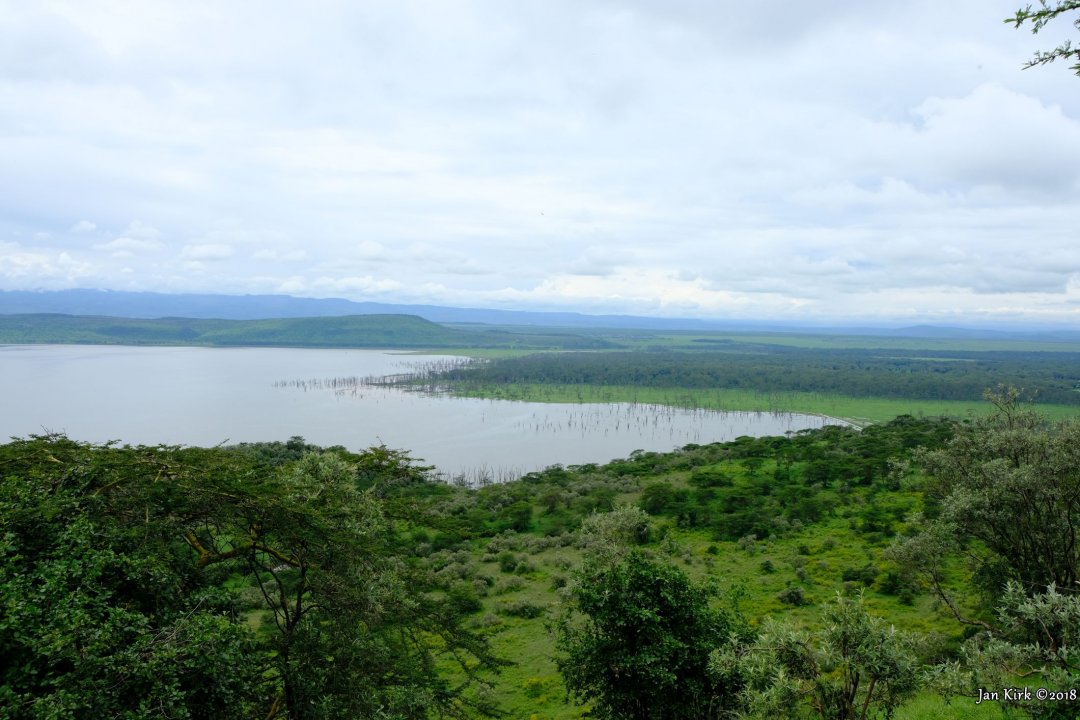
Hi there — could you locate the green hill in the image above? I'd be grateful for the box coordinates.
[0,313,614,350]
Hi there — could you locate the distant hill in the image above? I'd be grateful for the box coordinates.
[0,313,616,350]
[2,289,1079,341]
[0,289,730,329]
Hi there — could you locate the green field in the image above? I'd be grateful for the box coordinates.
[438,382,1080,425]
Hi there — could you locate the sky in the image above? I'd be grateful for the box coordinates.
[2,1,1079,327]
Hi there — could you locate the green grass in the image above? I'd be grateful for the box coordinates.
[405,347,547,359]
[434,382,1080,425]
[447,515,987,719]
[894,692,1010,720]
[433,448,1000,718]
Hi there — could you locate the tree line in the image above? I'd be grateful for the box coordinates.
[424,348,1080,404]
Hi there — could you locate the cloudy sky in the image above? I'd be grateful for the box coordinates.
[2,1,1079,326]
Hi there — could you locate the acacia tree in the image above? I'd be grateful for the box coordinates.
[554,507,745,720]
[1009,1,1080,75]
[888,391,1080,717]
[0,436,500,720]
[930,582,1080,719]
[0,437,264,718]
[713,593,919,720]
[180,448,500,719]
[889,388,1080,615]
[555,550,743,720]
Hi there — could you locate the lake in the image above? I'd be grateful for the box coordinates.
[0,345,840,477]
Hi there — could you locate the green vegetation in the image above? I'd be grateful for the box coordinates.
[425,380,1080,426]
[723,592,920,719]
[420,349,1080,406]
[384,347,1080,425]
[1008,1,1080,76]
[0,437,500,719]
[554,508,746,719]
[890,389,1080,718]
[8,399,1078,718]
[565,328,1080,354]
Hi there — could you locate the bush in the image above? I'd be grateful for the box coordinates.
[523,677,548,699]
[778,585,807,606]
[841,564,879,587]
[493,577,525,595]
[447,583,483,614]
[689,467,733,488]
[497,551,520,573]
[501,599,545,618]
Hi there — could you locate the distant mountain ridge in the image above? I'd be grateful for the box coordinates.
[0,313,616,350]
[0,289,725,329]
[2,289,1078,341]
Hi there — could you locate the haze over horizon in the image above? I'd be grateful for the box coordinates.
[2,2,1079,327]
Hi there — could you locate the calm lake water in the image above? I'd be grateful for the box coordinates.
[1,345,839,476]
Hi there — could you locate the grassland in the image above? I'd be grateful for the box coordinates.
[418,418,1013,719]
[438,382,1080,425]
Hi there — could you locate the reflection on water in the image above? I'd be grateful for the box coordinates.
[2,345,840,476]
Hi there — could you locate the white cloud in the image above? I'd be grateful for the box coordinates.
[180,243,234,261]
[252,248,308,262]
[123,220,162,240]
[0,242,95,284]
[93,236,163,257]
[1,1,1079,324]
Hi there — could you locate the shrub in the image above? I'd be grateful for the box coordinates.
[497,551,520,573]
[778,585,807,606]
[501,599,545,619]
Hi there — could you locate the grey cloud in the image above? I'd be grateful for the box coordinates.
[1,1,1079,324]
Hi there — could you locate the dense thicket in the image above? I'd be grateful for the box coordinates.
[427,348,1080,404]
[0,437,498,719]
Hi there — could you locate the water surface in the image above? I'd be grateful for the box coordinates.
[1,345,838,476]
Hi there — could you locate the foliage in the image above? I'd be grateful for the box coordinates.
[576,505,652,560]
[410,347,1080,406]
[715,593,919,720]
[0,436,500,720]
[890,389,1080,623]
[0,436,263,718]
[1008,1,1080,76]
[554,545,745,720]
[930,582,1080,719]
[890,393,1080,717]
